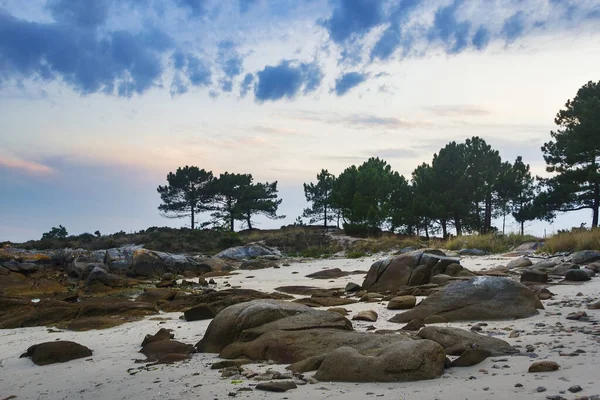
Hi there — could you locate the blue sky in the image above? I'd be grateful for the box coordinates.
[1,0,599,241]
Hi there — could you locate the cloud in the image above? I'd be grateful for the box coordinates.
[321,0,385,44]
[501,11,526,44]
[170,50,212,95]
[423,105,492,117]
[0,156,55,175]
[240,73,254,97]
[218,40,243,78]
[281,110,432,130]
[47,0,111,27]
[176,0,210,17]
[0,10,173,97]
[333,71,368,96]
[374,148,420,159]
[252,125,306,136]
[427,0,472,54]
[254,60,323,102]
[370,0,421,61]
[471,25,491,50]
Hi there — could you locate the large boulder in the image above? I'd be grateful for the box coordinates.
[362,250,462,292]
[20,341,92,365]
[85,266,127,287]
[507,257,533,269]
[565,269,592,282]
[313,340,445,382]
[571,250,600,265]
[130,249,208,278]
[215,243,281,260]
[389,276,543,323]
[417,326,519,356]
[196,300,314,353]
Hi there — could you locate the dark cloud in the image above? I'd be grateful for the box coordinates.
[0,10,173,97]
[254,60,322,102]
[321,0,385,44]
[427,0,472,54]
[333,71,367,96]
[472,25,490,50]
[47,0,111,27]
[501,11,526,44]
[217,41,243,78]
[169,50,211,95]
[240,73,254,97]
[370,0,420,61]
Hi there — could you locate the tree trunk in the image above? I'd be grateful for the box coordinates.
[324,206,328,229]
[454,216,462,236]
[502,212,506,235]
[521,221,524,236]
[441,218,447,239]
[246,215,253,230]
[424,219,430,240]
[594,182,599,228]
[191,205,195,230]
[484,195,492,233]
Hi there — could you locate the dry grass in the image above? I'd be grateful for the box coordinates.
[345,235,425,254]
[443,233,540,253]
[541,229,600,253]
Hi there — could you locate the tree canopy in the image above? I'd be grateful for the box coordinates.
[303,169,337,227]
[538,80,600,227]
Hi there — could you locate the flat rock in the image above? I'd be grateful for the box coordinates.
[417,326,519,356]
[352,310,378,322]
[306,268,366,279]
[255,381,297,392]
[387,295,417,310]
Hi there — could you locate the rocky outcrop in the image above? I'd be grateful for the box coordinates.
[20,341,93,365]
[362,250,471,292]
[389,276,543,323]
[417,326,519,356]
[571,250,600,265]
[215,243,281,260]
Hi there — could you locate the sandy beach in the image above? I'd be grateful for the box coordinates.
[1,253,599,400]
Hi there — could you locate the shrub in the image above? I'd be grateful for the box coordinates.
[542,229,600,253]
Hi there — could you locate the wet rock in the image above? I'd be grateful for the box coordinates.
[20,341,92,365]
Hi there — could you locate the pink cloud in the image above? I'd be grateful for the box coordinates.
[0,156,55,175]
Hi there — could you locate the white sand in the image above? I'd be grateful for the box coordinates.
[1,253,599,400]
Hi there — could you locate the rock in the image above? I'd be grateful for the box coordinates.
[423,315,448,324]
[513,242,544,253]
[294,297,358,308]
[565,269,592,281]
[215,243,280,260]
[362,249,460,292]
[568,385,583,393]
[239,259,278,270]
[571,250,600,265]
[184,304,217,321]
[520,269,548,283]
[417,326,519,356]
[135,289,178,304]
[528,361,559,372]
[387,295,417,310]
[583,267,596,277]
[389,277,543,323]
[401,319,425,331]
[327,307,349,316]
[287,354,327,373]
[313,340,445,382]
[255,381,297,392]
[142,328,174,346]
[458,249,488,256]
[140,340,196,361]
[20,341,92,365]
[507,257,533,269]
[196,300,318,353]
[85,266,126,287]
[130,249,207,278]
[536,386,546,392]
[352,310,378,322]
[549,263,579,276]
[345,282,361,292]
[211,359,253,369]
[306,268,365,279]
[588,300,600,309]
[531,259,558,270]
[450,349,491,367]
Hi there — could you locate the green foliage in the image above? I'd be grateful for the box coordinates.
[303,169,337,227]
[41,225,68,240]
[346,251,367,258]
[538,80,600,227]
[157,166,214,229]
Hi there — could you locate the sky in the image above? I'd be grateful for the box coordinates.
[1,0,599,242]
